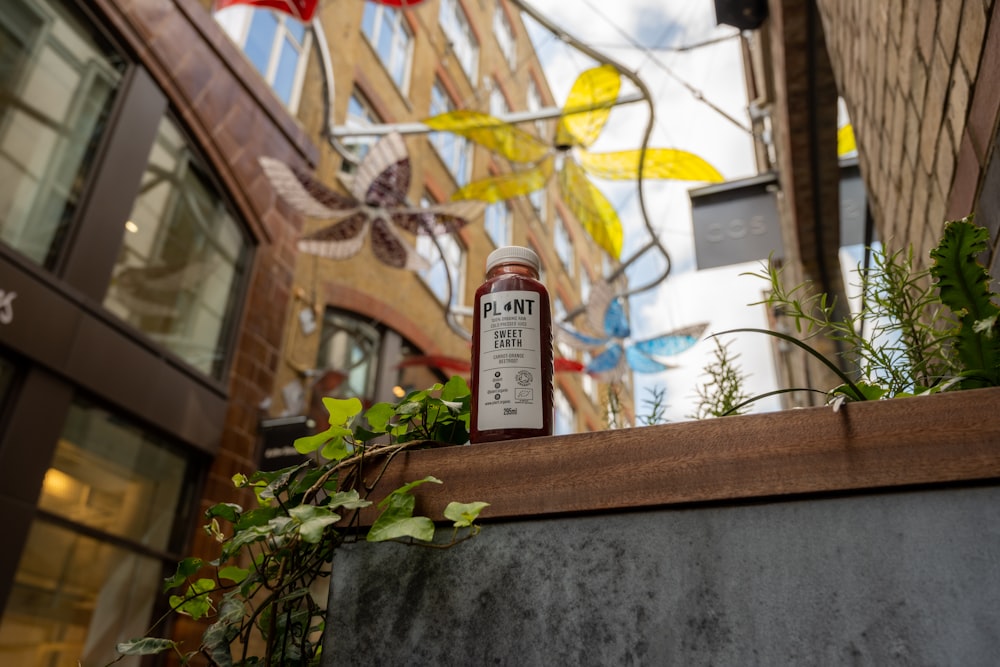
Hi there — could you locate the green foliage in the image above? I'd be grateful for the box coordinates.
[929,216,1000,388]
[107,377,486,667]
[637,386,669,426]
[689,337,751,419]
[732,215,1000,407]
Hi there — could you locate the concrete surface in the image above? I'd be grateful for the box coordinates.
[324,485,1000,666]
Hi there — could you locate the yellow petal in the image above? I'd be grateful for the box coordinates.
[838,124,856,156]
[556,65,621,149]
[423,111,548,163]
[578,149,724,182]
[450,160,554,203]
[558,159,623,259]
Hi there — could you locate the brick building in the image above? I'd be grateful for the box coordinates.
[0,0,627,663]
[735,0,1000,403]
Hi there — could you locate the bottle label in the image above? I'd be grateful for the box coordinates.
[477,290,544,431]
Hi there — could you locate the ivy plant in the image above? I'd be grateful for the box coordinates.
[721,214,1000,408]
[109,376,486,666]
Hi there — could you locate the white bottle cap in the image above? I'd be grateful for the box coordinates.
[486,246,540,273]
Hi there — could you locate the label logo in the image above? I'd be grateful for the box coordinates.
[515,370,532,386]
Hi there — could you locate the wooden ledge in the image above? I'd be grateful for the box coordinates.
[360,387,1000,524]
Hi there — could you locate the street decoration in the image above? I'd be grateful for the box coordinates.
[423,64,724,259]
[214,0,319,21]
[557,280,706,383]
[259,132,478,271]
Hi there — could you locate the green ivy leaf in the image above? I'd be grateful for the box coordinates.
[322,396,363,427]
[163,557,204,591]
[443,501,490,528]
[367,516,436,542]
[205,503,242,523]
[377,476,443,507]
[116,637,178,656]
[218,565,249,584]
[364,402,395,432]
[169,578,216,620]
[288,505,341,543]
[440,375,471,401]
[328,489,371,511]
[320,434,351,461]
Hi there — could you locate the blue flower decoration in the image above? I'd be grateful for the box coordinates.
[558,283,706,383]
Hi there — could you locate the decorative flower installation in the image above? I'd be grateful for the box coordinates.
[558,281,706,383]
[423,64,724,259]
[259,132,478,271]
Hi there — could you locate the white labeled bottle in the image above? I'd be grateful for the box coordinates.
[470,246,553,443]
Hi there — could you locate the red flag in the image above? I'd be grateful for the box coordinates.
[368,0,428,5]
[214,0,319,22]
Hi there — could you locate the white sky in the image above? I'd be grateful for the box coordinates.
[519,0,783,421]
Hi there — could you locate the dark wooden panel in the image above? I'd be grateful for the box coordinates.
[359,386,1000,524]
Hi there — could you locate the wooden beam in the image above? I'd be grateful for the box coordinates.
[358,386,1000,524]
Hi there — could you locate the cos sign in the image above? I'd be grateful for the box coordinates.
[689,173,784,271]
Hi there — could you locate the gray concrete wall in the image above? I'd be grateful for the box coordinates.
[324,485,1000,666]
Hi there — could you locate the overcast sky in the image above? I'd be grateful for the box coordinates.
[518,0,783,421]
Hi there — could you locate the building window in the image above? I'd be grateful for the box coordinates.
[554,210,574,276]
[104,115,250,380]
[315,309,441,403]
[361,3,413,92]
[526,75,547,139]
[417,230,466,306]
[215,6,311,111]
[493,5,517,70]
[439,0,479,85]
[554,388,574,435]
[430,81,472,186]
[0,0,125,268]
[579,268,592,305]
[340,90,380,173]
[489,77,510,118]
[0,398,194,667]
[528,181,546,222]
[484,201,512,248]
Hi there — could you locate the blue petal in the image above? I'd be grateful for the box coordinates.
[557,325,609,348]
[586,344,624,373]
[625,346,670,373]
[604,297,630,338]
[633,331,701,357]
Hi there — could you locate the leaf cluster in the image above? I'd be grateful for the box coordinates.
[727,215,1000,407]
[110,377,486,666]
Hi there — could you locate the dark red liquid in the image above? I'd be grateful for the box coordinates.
[470,265,553,443]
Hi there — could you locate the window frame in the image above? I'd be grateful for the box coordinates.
[361,3,414,93]
[438,0,479,85]
[429,81,473,186]
[214,6,312,112]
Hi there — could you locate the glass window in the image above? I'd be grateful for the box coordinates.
[0,399,193,667]
[104,115,250,379]
[554,210,574,276]
[493,5,516,70]
[484,201,512,248]
[417,225,466,307]
[429,81,472,186]
[215,6,311,110]
[526,76,547,139]
[489,78,510,118]
[554,387,574,435]
[314,310,440,404]
[0,0,125,267]
[340,90,380,174]
[361,4,413,92]
[528,186,546,222]
[579,268,592,305]
[439,0,479,85]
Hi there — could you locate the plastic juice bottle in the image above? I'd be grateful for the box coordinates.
[470,246,553,443]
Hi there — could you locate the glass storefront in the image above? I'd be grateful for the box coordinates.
[0,399,194,667]
[103,115,249,379]
[0,0,125,268]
